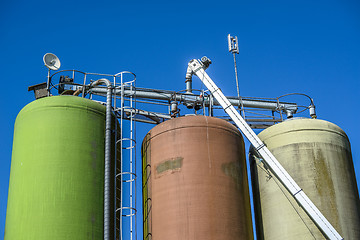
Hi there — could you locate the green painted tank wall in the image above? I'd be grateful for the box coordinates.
[5,96,112,239]
[250,118,360,240]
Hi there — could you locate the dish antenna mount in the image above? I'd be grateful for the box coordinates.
[43,53,61,70]
[43,53,61,96]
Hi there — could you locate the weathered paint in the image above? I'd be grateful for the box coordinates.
[250,118,360,240]
[5,96,116,239]
[142,115,253,240]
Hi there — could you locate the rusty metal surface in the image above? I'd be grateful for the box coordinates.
[142,115,253,240]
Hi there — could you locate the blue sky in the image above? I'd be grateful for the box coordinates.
[0,0,359,238]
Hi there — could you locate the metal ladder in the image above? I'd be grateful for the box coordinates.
[113,72,137,240]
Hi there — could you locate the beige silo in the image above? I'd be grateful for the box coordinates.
[250,118,360,240]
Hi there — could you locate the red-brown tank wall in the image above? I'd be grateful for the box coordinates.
[142,115,253,240]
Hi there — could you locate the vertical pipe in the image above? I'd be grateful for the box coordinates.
[185,79,192,93]
[233,53,240,103]
[233,53,245,117]
[104,86,112,240]
[81,74,87,97]
[90,79,113,240]
[185,65,193,93]
[46,69,51,96]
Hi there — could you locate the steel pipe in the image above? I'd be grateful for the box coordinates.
[90,87,297,112]
[91,79,113,240]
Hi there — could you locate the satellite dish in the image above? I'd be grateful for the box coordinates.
[43,53,61,70]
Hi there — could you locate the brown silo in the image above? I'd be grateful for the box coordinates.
[142,115,253,240]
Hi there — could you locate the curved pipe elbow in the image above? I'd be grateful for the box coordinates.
[91,78,112,88]
[185,66,193,93]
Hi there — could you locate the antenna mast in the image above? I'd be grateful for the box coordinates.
[228,34,245,117]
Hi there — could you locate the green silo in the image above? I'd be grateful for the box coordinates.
[5,96,116,239]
